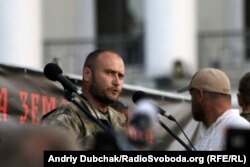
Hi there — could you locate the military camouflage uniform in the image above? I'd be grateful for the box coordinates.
[240,111,250,122]
[41,97,127,150]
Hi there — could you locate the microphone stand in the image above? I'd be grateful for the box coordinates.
[43,64,134,150]
[158,120,193,151]
[67,92,112,135]
[65,91,134,151]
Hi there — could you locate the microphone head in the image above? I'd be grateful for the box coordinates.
[132,91,149,103]
[130,99,157,130]
[43,63,62,81]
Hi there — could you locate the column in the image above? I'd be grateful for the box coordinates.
[0,0,42,69]
[144,0,197,78]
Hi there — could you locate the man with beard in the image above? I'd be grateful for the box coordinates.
[178,68,250,150]
[41,49,128,150]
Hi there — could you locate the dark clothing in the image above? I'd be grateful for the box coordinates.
[240,111,250,122]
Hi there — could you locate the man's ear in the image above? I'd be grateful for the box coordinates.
[83,66,92,82]
[197,89,205,103]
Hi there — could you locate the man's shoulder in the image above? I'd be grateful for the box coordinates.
[241,113,250,123]
[109,107,126,119]
[224,108,250,127]
[41,102,79,121]
[108,107,127,128]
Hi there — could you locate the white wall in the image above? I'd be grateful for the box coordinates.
[43,0,96,74]
[43,0,79,39]
[198,0,243,31]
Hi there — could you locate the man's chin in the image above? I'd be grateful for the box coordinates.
[103,97,117,105]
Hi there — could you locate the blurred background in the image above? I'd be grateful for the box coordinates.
[1,0,249,92]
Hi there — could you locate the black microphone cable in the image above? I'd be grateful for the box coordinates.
[43,63,110,132]
[165,116,196,151]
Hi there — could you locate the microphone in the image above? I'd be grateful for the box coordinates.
[132,91,196,151]
[132,91,176,121]
[130,99,157,131]
[128,99,157,147]
[43,63,83,96]
[43,63,128,150]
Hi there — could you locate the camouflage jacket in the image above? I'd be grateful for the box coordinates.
[41,97,127,150]
[240,111,250,122]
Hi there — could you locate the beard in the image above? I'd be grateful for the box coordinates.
[89,74,118,105]
[192,103,203,122]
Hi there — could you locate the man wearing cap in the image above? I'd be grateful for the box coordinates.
[178,68,250,150]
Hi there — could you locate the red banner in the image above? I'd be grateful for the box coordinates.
[0,63,67,125]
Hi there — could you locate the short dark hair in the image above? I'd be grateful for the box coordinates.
[238,72,250,104]
[84,49,119,69]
